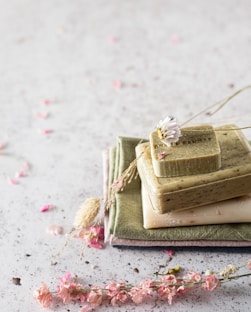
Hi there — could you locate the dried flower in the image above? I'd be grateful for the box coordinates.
[73,198,101,229]
[157,152,168,159]
[34,259,251,310]
[33,282,53,308]
[105,282,129,306]
[57,272,86,304]
[157,116,182,147]
[219,264,238,279]
[78,225,104,249]
[246,259,251,270]
[202,274,220,291]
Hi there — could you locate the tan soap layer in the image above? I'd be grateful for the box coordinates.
[136,125,251,213]
[142,185,251,229]
[150,125,221,177]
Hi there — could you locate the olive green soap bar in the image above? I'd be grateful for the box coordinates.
[150,125,221,177]
[136,125,251,214]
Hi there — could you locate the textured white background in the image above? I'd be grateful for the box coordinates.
[0,0,251,311]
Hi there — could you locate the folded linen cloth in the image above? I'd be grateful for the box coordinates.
[105,137,251,247]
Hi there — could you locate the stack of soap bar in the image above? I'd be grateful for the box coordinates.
[150,124,221,177]
[136,125,251,214]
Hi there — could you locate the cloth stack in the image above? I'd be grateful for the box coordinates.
[104,136,251,248]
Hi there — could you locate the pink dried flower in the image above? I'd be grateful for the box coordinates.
[78,226,104,249]
[158,152,168,159]
[57,273,86,304]
[33,282,53,308]
[246,260,251,270]
[111,178,124,191]
[129,280,154,304]
[202,275,220,291]
[186,271,202,283]
[87,286,103,307]
[164,249,174,257]
[40,204,54,213]
[105,282,129,306]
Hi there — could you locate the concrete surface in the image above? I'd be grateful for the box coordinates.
[0,0,251,311]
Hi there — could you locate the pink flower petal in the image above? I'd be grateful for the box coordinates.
[15,171,25,178]
[157,152,167,159]
[0,142,7,150]
[46,224,63,236]
[21,162,30,172]
[7,177,19,185]
[113,80,123,89]
[40,204,54,213]
[164,249,174,257]
[36,112,49,119]
[170,34,181,44]
[40,129,53,135]
[43,99,52,106]
[107,36,118,43]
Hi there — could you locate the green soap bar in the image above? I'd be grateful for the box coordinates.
[136,125,251,214]
[150,124,221,177]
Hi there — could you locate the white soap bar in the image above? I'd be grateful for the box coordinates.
[142,185,251,229]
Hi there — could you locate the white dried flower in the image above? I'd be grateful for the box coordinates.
[157,116,182,147]
[73,197,101,229]
[219,264,238,279]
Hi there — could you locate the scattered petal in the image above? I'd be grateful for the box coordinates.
[0,142,7,150]
[47,224,63,236]
[7,177,19,185]
[107,36,118,43]
[36,112,49,119]
[43,99,52,106]
[157,152,168,159]
[21,162,30,172]
[113,80,123,89]
[40,129,53,135]
[170,34,181,44]
[15,171,26,178]
[40,204,54,213]
[164,249,174,257]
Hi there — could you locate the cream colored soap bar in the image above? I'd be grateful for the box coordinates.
[150,125,221,177]
[136,125,251,214]
[142,185,251,229]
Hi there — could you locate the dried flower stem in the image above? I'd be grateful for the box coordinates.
[34,259,251,310]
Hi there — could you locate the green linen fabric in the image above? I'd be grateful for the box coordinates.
[108,137,251,241]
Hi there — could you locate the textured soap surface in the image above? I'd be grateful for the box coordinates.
[150,124,221,177]
[136,125,251,214]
